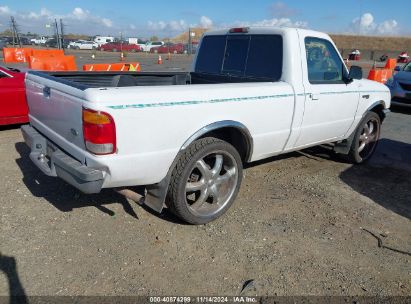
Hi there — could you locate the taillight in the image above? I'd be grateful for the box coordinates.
[229,27,249,33]
[82,108,116,155]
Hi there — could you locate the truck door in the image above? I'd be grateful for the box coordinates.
[295,36,360,147]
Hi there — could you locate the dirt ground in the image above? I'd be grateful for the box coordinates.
[0,102,410,298]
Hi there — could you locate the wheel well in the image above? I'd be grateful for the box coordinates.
[198,127,252,163]
[369,103,386,121]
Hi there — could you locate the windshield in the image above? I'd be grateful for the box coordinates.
[403,62,411,72]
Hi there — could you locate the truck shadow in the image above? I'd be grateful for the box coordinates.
[15,142,141,220]
[15,142,185,224]
[0,253,28,304]
[247,139,411,220]
[339,139,411,220]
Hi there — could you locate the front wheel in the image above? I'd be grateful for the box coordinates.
[167,137,243,224]
[347,111,381,163]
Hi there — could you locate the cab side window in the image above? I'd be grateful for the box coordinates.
[305,37,346,84]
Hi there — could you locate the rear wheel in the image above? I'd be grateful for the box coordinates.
[167,137,243,225]
[347,111,381,163]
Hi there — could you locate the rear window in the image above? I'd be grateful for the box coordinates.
[195,34,283,81]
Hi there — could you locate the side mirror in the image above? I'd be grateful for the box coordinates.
[394,66,401,72]
[348,65,363,80]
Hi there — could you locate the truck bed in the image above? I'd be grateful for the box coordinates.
[30,71,191,89]
[28,71,279,89]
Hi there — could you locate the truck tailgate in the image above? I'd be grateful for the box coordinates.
[25,72,87,162]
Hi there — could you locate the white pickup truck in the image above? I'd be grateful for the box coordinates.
[22,27,390,224]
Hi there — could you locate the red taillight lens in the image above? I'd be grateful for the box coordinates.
[229,27,249,33]
[82,108,116,155]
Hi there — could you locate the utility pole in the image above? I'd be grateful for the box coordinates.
[54,19,61,49]
[10,16,21,47]
[188,27,192,55]
[60,19,65,52]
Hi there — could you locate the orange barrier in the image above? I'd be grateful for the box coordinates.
[28,55,77,71]
[3,47,33,63]
[31,49,65,58]
[384,58,397,69]
[368,69,393,83]
[82,62,141,72]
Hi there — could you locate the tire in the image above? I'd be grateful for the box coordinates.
[347,111,381,164]
[131,49,136,53]
[113,48,117,52]
[167,137,243,225]
[100,47,105,51]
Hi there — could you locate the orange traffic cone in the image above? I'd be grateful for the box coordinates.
[157,55,163,65]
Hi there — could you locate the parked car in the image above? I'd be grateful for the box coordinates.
[0,66,28,126]
[386,61,411,107]
[3,37,30,46]
[99,42,141,52]
[69,40,98,50]
[22,27,390,224]
[141,41,164,52]
[150,42,185,54]
[184,42,199,54]
[43,38,70,48]
[0,38,7,49]
[30,36,48,45]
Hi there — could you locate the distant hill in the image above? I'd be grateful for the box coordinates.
[330,34,411,52]
[171,28,410,53]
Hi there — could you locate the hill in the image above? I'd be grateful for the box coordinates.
[171,28,410,54]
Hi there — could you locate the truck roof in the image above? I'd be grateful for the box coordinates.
[203,27,330,40]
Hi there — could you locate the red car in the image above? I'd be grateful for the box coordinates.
[150,43,185,54]
[99,42,141,52]
[0,66,28,126]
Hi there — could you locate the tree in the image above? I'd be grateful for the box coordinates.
[150,35,159,42]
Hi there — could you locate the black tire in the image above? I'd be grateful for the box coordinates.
[347,111,381,164]
[167,137,243,225]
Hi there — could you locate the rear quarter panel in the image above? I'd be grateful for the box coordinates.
[83,82,295,187]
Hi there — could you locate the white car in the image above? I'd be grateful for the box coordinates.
[141,41,164,52]
[22,27,390,224]
[69,40,98,50]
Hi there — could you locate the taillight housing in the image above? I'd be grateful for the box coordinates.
[82,108,116,155]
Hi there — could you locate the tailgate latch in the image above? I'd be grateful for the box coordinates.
[43,86,51,98]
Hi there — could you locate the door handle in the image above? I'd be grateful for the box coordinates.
[309,93,319,100]
[43,86,51,99]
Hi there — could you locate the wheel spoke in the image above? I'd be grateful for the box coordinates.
[190,188,209,209]
[196,159,211,179]
[211,154,223,177]
[363,124,370,136]
[368,122,374,135]
[208,186,219,204]
[186,180,206,192]
[358,142,366,153]
[216,167,236,185]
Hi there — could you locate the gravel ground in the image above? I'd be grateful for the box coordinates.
[0,49,410,298]
[0,107,410,297]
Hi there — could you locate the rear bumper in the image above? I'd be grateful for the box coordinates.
[21,125,104,194]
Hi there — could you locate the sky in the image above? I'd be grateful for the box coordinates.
[0,0,409,38]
